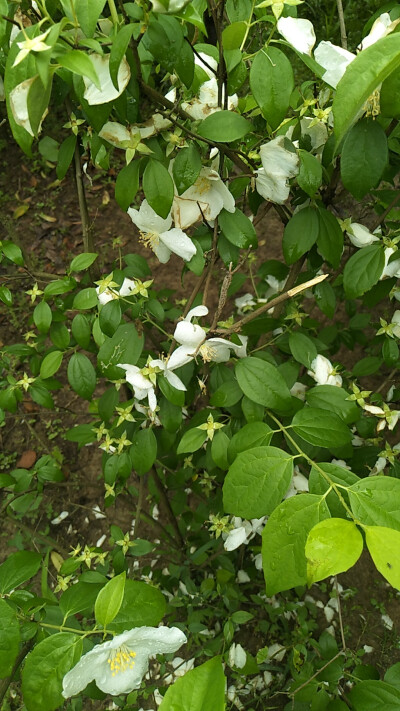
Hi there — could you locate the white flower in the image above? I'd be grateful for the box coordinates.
[381,247,400,279]
[308,354,342,387]
[223,516,266,551]
[314,42,355,89]
[83,55,131,106]
[182,77,238,120]
[149,358,187,392]
[150,0,191,13]
[117,364,157,412]
[96,277,137,305]
[359,13,400,51]
[267,643,286,662]
[392,311,400,339]
[168,305,247,369]
[314,13,400,89]
[62,626,187,697]
[256,136,299,204]
[300,116,328,153]
[285,471,309,499]
[172,166,235,230]
[13,28,51,67]
[381,614,394,630]
[128,200,196,263]
[228,643,247,669]
[277,17,316,55]
[347,223,380,248]
[194,52,218,79]
[9,76,48,136]
[237,569,251,583]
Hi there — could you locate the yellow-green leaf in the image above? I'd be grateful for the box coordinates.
[306,518,363,585]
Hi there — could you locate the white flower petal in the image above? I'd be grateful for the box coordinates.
[224,526,248,551]
[167,345,195,369]
[160,228,197,262]
[185,305,209,321]
[347,222,380,248]
[256,168,290,204]
[83,55,131,105]
[164,370,187,391]
[277,17,316,56]
[98,121,132,148]
[314,41,355,88]
[359,13,400,51]
[128,199,172,234]
[9,76,47,136]
[229,643,247,668]
[119,278,137,296]
[152,240,172,264]
[174,320,206,349]
[308,354,342,387]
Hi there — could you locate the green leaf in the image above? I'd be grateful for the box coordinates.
[0,550,41,594]
[95,572,126,627]
[159,657,225,711]
[343,244,385,299]
[291,407,351,448]
[305,385,360,424]
[197,111,252,142]
[341,119,388,200]
[227,421,273,462]
[172,145,202,195]
[21,633,82,711]
[71,314,91,348]
[56,134,77,180]
[177,428,207,454]
[33,301,52,333]
[58,50,101,88]
[44,278,75,297]
[314,279,336,318]
[99,299,122,337]
[130,428,157,475]
[223,446,293,518]
[109,580,166,633]
[1,240,24,266]
[297,149,322,196]
[73,286,98,310]
[67,353,96,400]
[219,208,257,249]
[222,21,247,49]
[306,518,363,584]
[348,477,400,531]
[27,74,53,137]
[349,680,400,710]
[235,357,292,413]
[143,159,174,219]
[381,69,400,118]
[40,350,63,379]
[59,581,103,617]
[262,494,330,596]
[289,331,317,369]
[109,24,134,87]
[333,34,400,146]
[98,323,144,376]
[0,286,12,306]
[282,206,319,264]
[70,252,98,272]
[0,599,20,677]
[316,206,343,269]
[365,526,400,590]
[250,47,294,129]
[115,159,140,211]
[76,0,107,37]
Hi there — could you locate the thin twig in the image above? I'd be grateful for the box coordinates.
[0,641,35,706]
[211,273,328,335]
[134,474,146,538]
[336,0,347,49]
[292,651,344,696]
[334,575,346,651]
[151,469,185,548]
[370,190,400,231]
[203,220,219,307]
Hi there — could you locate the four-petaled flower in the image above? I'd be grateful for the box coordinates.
[172,166,235,230]
[62,626,187,697]
[128,200,196,264]
[196,413,224,441]
[308,354,342,387]
[256,136,299,205]
[168,305,248,370]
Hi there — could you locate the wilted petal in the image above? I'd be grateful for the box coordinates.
[260,136,299,178]
[98,121,132,147]
[83,55,131,106]
[224,526,248,550]
[314,41,355,88]
[256,168,290,204]
[228,643,247,668]
[9,76,47,136]
[277,17,316,56]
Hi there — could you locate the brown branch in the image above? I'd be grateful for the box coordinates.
[0,640,35,706]
[203,219,219,307]
[211,273,328,335]
[370,190,400,232]
[336,0,347,49]
[134,474,146,538]
[151,469,185,548]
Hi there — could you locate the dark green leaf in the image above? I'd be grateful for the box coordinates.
[172,146,202,195]
[115,160,140,210]
[143,159,174,219]
[67,353,96,400]
[341,119,388,200]
[197,111,252,142]
[219,208,257,249]
[235,357,292,413]
[283,207,319,264]
[343,244,385,299]
[291,407,351,448]
[250,47,294,129]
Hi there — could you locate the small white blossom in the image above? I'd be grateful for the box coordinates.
[308,354,342,387]
[128,200,196,263]
[347,223,380,248]
[359,13,400,51]
[229,643,247,669]
[256,136,299,204]
[117,364,157,412]
[223,517,266,551]
[62,626,187,697]
[172,167,235,230]
[183,77,238,120]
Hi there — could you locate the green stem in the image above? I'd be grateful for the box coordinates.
[240,0,256,51]
[267,411,355,520]
[108,0,119,25]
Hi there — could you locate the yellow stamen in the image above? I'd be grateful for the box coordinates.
[107,646,136,676]
[139,230,160,251]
